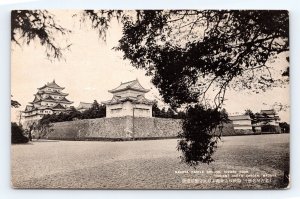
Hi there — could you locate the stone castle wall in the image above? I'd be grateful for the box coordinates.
[44,117,277,141]
[45,116,182,140]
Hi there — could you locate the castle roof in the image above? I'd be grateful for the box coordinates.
[229,115,251,121]
[38,90,68,96]
[24,105,33,112]
[44,95,56,101]
[108,79,150,94]
[30,94,73,104]
[38,80,65,90]
[52,103,66,110]
[24,103,67,112]
[103,95,154,105]
[260,109,276,115]
[32,95,42,103]
[59,97,72,103]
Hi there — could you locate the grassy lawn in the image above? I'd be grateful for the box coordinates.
[11,134,289,189]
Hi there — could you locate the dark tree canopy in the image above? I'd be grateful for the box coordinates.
[84,10,289,108]
[120,10,289,108]
[12,10,289,107]
[82,100,106,119]
[152,102,185,118]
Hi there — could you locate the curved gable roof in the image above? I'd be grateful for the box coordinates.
[38,80,64,90]
[108,79,150,93]
[52,103,66,110]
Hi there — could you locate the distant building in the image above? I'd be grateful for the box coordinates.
[22,80,73,124]
[229,115,252,130]
[102,79,154,118]
[77,102,93,112]
[252,109,281,132]
[228,109,281,133]
[256,109,280,126]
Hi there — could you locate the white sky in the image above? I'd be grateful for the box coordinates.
[11,10,290,122]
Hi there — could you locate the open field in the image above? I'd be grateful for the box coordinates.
[11,134,289,189]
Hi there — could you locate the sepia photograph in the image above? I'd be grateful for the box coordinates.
[10,10,290,189]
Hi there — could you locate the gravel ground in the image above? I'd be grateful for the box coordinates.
[11,134,289,189]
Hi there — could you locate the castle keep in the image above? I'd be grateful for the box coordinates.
[22,80,73,125]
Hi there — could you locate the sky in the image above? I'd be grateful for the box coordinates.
[11,10,290,123]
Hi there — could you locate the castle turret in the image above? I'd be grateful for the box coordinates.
[103,79,154,118]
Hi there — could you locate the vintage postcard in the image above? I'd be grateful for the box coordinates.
[11,10,290,189]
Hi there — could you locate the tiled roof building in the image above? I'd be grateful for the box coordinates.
[103,79,154,118]
[229,115,252,130]
[254,109,280,126]
[22,80,73,123]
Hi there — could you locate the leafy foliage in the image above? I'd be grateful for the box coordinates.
[12,10,289,107]
[11,96,27,143]
[244,109,255,119]
[81,100,106,119]
[11,10,71,60]
[78,10,289,108]
[114,10,289,108]
[152,102,185,119]
[79,10,123,42]
[11,122,29,144]
[178,105,229,165]
[279,122,290,133]
[11,95,21,108]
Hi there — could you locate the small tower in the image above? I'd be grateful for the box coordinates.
[102,79,154,118]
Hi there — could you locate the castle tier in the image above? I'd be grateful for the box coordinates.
[102,79,154,118]
[22,80,73,123]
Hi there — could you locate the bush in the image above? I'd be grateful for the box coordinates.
[279,122,290,133]
[11,122,29,144]
[177,104,229,166]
